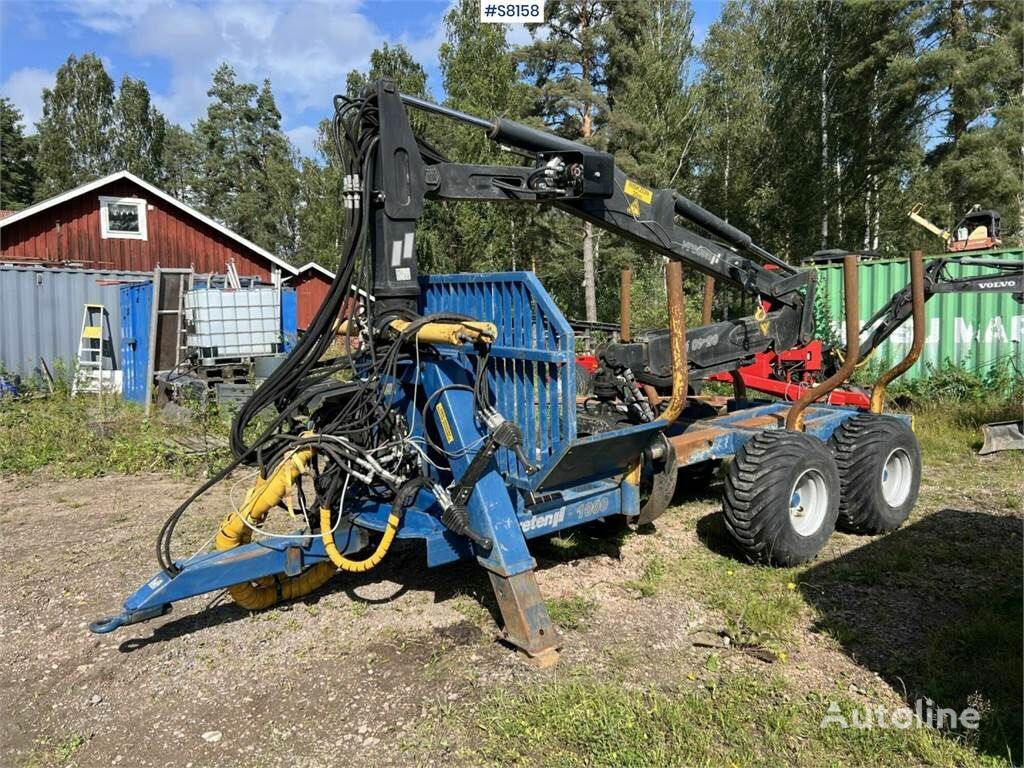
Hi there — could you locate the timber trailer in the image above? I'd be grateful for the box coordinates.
[92,80,956,663]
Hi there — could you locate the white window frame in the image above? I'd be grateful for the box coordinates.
[99,195,148,240]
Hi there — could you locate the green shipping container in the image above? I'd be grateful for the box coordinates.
[814,247,1023,382]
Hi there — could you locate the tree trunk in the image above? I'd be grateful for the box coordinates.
[819,2,831,250]
[580,2,597,322]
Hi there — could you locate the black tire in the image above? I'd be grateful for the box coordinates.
[829,414,921,534]
[722,430,840,566]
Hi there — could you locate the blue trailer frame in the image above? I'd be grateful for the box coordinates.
[93,272,893,656]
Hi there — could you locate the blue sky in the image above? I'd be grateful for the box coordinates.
[1,0,723,157]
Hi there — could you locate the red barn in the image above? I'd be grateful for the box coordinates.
[289,261,334,330]
[0,170,297,282]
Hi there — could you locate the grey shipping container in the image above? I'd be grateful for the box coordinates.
[0,266,152,380]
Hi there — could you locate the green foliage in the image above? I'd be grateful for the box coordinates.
[111,75,166,182]
[10,1,1020,312]
[159,123,200,204]
[35,53,116,196]
[0,391,228,478]
[887,359,1024,406]
[0,97,36,209]
[33,54,168,198]
[194,65,299,260]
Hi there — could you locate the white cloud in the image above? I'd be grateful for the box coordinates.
[0,67,55,131]
[505,22,544,47]
[10,1,453,152]
[63,0,158,34]
[286,124,320,158]
[69,0,406,132]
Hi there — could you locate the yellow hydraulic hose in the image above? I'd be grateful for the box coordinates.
[225,562,337,611]
[389,318,497,346]
[215,441,336,610]
[320,506,401,572]
[215,446,314,550]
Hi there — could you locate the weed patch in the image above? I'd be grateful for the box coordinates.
[473,672,990,767]
[545,595,597,630]
[0,393,229,478]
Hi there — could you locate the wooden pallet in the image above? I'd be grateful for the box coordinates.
[196,364,251,384]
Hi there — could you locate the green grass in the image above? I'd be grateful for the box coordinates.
[545,595,597,630]
[24,734,87,767]
[624,552,669,598]
[472,673,996,768]
[0,392,229,478]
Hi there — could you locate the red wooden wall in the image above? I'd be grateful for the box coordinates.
[293,270,332,330]
[0,178,275,281]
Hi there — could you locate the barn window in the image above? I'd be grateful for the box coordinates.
[99,196,148,240]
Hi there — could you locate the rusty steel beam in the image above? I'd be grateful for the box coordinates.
[663,261,688,423]
[870,250,925,413]
[785,254,860,431]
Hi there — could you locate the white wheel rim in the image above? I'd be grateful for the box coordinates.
[789,469,829,536]
[881,448,913,507]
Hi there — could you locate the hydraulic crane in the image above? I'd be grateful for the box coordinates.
[91,80,937,663]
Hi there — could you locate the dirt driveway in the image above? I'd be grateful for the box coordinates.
[1,440,1021,767]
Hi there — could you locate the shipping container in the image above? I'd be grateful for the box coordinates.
[0,266,151,380]
[815,248,1023,381]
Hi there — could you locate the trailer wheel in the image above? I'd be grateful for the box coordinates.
[829,414,920,534]
[722,430,840,565]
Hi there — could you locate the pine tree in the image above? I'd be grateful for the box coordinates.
[160,123,200,204]
[914,0,1023,241]
[0,98,37,209]
[422,0,540,278]
[35,53,115,197]
[609,0,697,188]
[194,65,299,259]
[519,0,646,321]
[111,75,166,182]
[604,0,697,325]
[297,119,345,269]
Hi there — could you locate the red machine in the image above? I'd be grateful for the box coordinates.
[706,342,870,408]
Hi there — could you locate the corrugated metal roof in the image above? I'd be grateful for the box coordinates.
[0,265,151,380]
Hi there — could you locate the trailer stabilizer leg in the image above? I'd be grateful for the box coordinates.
[489,570,561,665]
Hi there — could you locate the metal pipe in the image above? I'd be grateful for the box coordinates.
[619,269,632,342]
[870,250,925,413]
[701,275,715,325]
[663,261,688,423]
[399,93,493,131]
[785,254,860,431]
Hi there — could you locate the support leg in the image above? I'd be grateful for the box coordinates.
[489,570,562,665]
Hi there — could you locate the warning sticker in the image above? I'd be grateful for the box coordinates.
[624,179,653,205]
[435,403,455,444]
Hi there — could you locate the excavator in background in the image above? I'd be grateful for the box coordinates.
[909,203,1003,252]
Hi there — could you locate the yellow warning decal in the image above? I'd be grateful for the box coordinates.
[435,403,455,444]
[624,179,653,205]
[626,198,641,218]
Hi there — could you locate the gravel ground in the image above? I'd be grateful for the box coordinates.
[1,445,1020,767]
